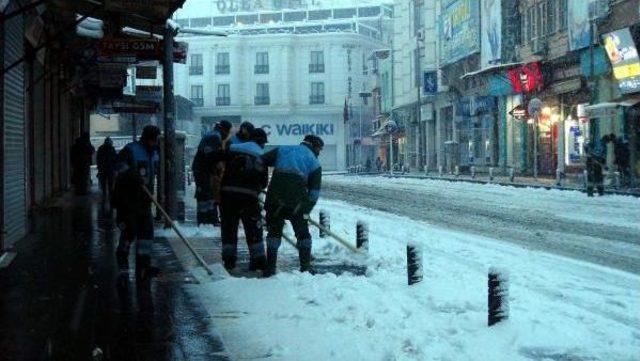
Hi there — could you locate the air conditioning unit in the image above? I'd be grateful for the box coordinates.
[532,38,548,56]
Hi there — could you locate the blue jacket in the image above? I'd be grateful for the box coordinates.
[112,141,159,213]
[263,144,322,213]
[221,141,268,198]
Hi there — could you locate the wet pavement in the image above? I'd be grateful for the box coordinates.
[0,190,229,361]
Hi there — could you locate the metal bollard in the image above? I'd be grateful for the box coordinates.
[454,166,460,178]
[488,267,509,326]
[471,166,476,179]
[438,165,443,177]
[319,210,330,238]
[556,169,562,187]
[356,221,369,250]
[407,243,423,285]
[489,167,494,182]
[509,168,515,182]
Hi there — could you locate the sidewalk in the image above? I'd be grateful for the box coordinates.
[342,170,640,197]
[0,189,229,361]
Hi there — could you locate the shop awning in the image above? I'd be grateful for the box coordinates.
[585,95,640,118]
[461,62,524,79]
[617,94,640,107]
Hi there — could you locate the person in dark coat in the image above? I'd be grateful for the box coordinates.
[584,135,608,197]
[70,132,95,195]
[262,134,323,277]
[112,126,161,280]
[219,128,269,271]
[227,121,255,146]
[96,137,117,205]
[612,134,631,186]
[192,121,232,226]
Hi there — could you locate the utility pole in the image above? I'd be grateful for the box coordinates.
[163,22,177,219]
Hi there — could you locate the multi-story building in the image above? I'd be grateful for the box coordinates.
[172,1,393,170]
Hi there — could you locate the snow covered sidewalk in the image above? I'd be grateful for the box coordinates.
[175,198,639,361]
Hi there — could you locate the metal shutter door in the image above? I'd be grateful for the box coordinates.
[33,60,45,204]
[3,6,27,247]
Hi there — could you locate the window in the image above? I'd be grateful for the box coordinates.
[213,16,234,26]
[255,52,269,74]
[546,0,556,34]
[237,14,258,25]
[334,8,357,19]
[310,51,325,73]
[255,83,270,105]
[310,82,325,104]
[190,54,203,75]
[190,85,203,107]
[559,0,568,30]
[284,11,306,22]
[308,9,331,20]
[260,12,282,23]
[216,52,230,74]
[190,17,211,28]
[413,1,424,36]
[216,84,230,106]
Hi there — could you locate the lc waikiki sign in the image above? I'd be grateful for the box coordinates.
[260,122,335,137]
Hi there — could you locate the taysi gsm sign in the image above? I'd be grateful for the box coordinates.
[216,0,307,13]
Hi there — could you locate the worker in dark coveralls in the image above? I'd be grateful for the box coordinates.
[262,134,324,277]
[112,125,161,281]
[192,121,232,226]
[219,128,269,271]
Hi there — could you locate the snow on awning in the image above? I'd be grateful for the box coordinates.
[584,102,621,118]
[461,62,524,79]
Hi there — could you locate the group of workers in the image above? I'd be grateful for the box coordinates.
[81,121,323,281]
[192,120,324,277]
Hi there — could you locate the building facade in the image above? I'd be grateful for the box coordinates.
[173,2,393,170]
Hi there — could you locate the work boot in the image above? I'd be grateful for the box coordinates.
[249,256,266,271]
[223,256,237,271]
[298,247,315,274]
[263,248,278,277]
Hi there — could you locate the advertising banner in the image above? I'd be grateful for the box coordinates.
[602,28,640,94]
[565,121,584,165]
[568,0,591,51]
[481,0,501,68]
[423,71,437,94]
[440,0,481,66]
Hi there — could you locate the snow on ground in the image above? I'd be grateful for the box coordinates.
[176,197,640,361]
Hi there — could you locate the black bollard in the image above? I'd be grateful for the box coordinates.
[488,267,509,326]
[407,244,423,285]
[356,221,369,250]
[319,210,330,238]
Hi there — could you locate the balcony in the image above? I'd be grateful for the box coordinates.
[309,95,325,104]
[190,98,204,107]
[254,96,270,105]
[215,65,230,74]
[216,97,230,106]
[189,66,203,75]
[309,64,325,73]
[254,64,269,74]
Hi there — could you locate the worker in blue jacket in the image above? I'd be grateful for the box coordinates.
[227,121,255,146]
[112,125,160,281]
[262,134,324,277]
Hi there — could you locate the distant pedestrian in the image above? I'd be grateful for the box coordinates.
[262,135,324,277]
[192,121,232,226]
[70,132,95,195]
[112,125,161,280]
[365,158,372,172]
[219,128,269,271]
[96,137,117,207]
[584,135,608,197]
[612,134,631,186]
[376,157,382,172]
[227,121,255,146]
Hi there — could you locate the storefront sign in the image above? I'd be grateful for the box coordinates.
[602,28,640,94]
[105,0,170,18]
[566,121,584,165]
[440,0,481,66]
[480,0,501,68]
[135,85,163,104]
[174,42,189,64]
[260,123,335,137]
[568,0,591,51]
[136,66,157,79]
[423,71,438,94]
[98,38,161,63]
[509,105,527,119]
[507,62,543,93]
[472,96,496,115]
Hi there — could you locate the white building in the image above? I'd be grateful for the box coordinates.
[173,2,392,170]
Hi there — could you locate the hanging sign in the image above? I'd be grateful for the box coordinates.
[98,37,161,63]
[173,41,189,64]
[135,85,163,104]
[602,28,640,94]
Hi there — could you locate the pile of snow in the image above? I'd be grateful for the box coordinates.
[180,198,639,361]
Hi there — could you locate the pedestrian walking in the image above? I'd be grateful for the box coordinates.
[376,157,382,172]
[70,132,95,195]
[112,125,161,281]
[262,134,324,277]
[584,135,608,197]
[219,128,269,271]
[192,121,232,226]
[96,137,117,208]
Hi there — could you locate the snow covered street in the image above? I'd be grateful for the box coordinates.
[323,175,640,275]
[177,179,640,361]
